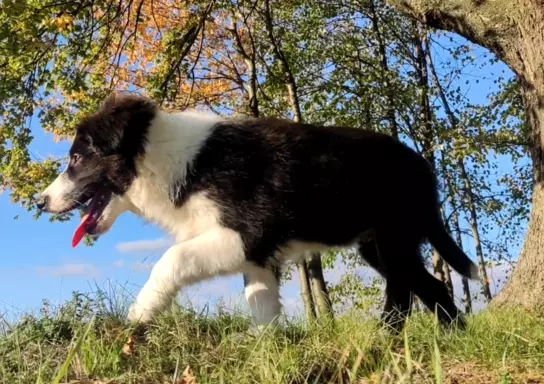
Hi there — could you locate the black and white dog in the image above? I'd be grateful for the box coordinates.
[38,93,478,330]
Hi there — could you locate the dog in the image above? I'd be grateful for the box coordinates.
[37,93,479,331]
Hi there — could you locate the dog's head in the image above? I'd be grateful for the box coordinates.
[37,93,157,238]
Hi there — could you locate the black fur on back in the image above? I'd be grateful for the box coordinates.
[173,117,437,264]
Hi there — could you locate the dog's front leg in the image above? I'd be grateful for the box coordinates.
[243,267,281,331]
[127,227,246,324]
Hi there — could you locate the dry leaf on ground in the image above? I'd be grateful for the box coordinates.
[173,366,196,384]
[120,335,136,356]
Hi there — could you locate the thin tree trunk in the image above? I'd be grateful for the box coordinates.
[457,160,493,301]
[369,0,399,139]
[229,8,259,118]
[425,45,492,302]
[308,252,333,318]
[439,207,454,297]
[262,0,332,319]
[440,142,473,312]
[299,259,316,321]
[431,250,450,292]
[412,24,453,293]
[443,258,454,298]
[451,203,473,313]
[262,0,301,122]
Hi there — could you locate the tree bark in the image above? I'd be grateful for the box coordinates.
[432,249,453,296]
[299,260,317,321]
[262,0,302,123]
[386,0,544,309]
[452,205,473,314]
[439,137,474,312]
[228,11,259,118]
[495,79,544,308]
[458,160,493,301]
[308,252,334,318]
[439,206,454,297]
[369,0,399,139]
[441,156,473,312]
[262,0,333,318]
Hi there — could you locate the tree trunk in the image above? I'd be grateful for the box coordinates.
[228,6,259,118]
[432,249,453,296]
[386,0,544,310]
[369,0,399,140]
[494,78,544,308]
[308,252,334,318]
[443,261,454,298]
[452,208,473,313]
[494,181,544,309]
[457,160,493,301]
[298,260,317,321]
[426,39,491,302]
[443,159,473,312]
[439,206,454,297]
[262,0,333,318]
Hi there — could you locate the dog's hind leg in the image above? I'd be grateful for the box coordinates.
[127,227,247,324]
[410,264,465,328]
[358,233,413,332]
[380,277,414,332]
[365,229,465,329]
[243,265,282,332]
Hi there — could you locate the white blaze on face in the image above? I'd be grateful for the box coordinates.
[40,171,78,213]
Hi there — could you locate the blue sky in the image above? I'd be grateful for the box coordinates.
[0,33,529,322]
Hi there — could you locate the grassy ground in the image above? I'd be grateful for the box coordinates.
[2,293,544,383]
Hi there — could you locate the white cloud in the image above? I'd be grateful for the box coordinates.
[113,259,125,268]
[116,237,174,254]
[36,263,100,278]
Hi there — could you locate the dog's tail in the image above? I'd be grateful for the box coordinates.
[427,209,479,280]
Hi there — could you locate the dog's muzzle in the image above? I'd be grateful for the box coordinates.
[36,195,49,211]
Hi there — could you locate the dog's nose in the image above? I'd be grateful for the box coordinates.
[36,195,49,211]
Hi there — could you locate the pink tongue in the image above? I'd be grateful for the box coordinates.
[72,214,91,248]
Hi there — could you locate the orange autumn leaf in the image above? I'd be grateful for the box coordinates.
[174,366,196,384]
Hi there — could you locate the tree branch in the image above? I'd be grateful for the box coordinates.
[159,0,215,103]
[386,0,518,70]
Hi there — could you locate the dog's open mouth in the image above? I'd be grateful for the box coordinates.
[72,188,112,248]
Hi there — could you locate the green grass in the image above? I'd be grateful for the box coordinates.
[2,293,544,383]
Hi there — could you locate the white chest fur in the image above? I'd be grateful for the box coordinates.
[125,110,224,242]
[126,177,222,243]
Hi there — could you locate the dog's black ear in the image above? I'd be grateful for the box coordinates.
[99,92,157,116]
[91,92,157,158]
